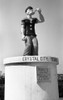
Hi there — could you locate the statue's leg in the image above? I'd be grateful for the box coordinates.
[32,37,38,55]
[23,36,32,56]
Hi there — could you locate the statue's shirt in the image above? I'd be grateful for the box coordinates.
[21,18,38,36]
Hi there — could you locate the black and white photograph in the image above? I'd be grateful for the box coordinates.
[0,0,63,100]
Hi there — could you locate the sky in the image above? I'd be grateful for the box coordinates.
[0,0,63,73]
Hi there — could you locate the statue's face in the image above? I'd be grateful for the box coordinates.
[26,9,34,16]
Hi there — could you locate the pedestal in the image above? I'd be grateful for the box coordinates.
[3,56,59,100]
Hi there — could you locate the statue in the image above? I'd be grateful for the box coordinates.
[21,6,45,56]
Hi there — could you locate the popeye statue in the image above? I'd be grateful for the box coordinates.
[21,6,45,56]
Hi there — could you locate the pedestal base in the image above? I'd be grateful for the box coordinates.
[4,56,59,100]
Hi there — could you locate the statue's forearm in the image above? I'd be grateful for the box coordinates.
[38,12,45,22]
[21,26,24,34]
[21,26,26,40]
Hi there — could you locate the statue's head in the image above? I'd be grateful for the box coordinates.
[25,6,34,16]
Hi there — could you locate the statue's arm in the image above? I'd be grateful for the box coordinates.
[35,8,45,23]
[21,25,26,41]
[21,19,27,41]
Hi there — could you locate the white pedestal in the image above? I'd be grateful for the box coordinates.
[3,56,59,100]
